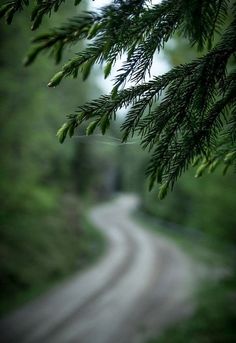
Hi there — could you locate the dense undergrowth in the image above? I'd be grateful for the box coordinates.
[0,191,105,317]
[138,209,236,343]
[148,275,236,343]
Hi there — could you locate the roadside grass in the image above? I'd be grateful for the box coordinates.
[134,209,236,343]
[147,275,236,343]
[0,192,106,317]
[135,209,235,267]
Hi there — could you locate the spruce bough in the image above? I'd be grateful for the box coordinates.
[1,0,236,198]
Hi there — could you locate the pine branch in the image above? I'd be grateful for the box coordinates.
[2,0,236,197]
[0,0,29,24]
[179,0,230,50]
[24,13,98,66]
[0,0,80,28]
[58,19,236,196]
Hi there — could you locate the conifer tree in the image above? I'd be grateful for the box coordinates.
[1,0,235,198]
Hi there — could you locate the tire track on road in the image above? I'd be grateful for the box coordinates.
[0,195,201,343]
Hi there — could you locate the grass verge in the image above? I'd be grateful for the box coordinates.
[134,209,236,343]
[135,209,235,267]
[0,192,106,317]
[147,276,236,343]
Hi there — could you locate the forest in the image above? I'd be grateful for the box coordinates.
[0,1,236,342]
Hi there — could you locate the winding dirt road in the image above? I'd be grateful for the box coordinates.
[0,195,202,343]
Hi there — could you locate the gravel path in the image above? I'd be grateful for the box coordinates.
[0,195,201,343]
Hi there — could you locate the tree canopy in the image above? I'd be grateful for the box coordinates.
[1,0,235,198]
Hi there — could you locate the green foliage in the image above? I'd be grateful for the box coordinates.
[143,169,236,242]
[148,276,236,343]
[0,192,105,316]
[1,0,236,198]
[139,28,236,246]
[0,3,108,315]
[143,180,192,225]
[140,183,236,343]
[0,1,70,28]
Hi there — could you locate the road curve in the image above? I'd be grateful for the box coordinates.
[0,195,201,343]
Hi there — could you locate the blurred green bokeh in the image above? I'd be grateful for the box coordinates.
[0,4,235,342]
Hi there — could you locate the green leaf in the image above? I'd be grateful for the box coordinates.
[0,3,12,18]
[158,182,169,200]
[148,174,156,191]
[87,22,101,39]
[100,115,110,135]
[56,122,70,143]
[48,71,65,87]
[157,170,163,183]
[111,85,118,99]
[68,122,77,137]
[6,8,15,24]
[208,159,219,173]
[23,48,40,66]
[195,163,208,178]
[86,120,99,136]
[191,156,201,167]
[55,42,64,64]
[31,12,44,31]
[31,5,39,21]
[104,61,112,79]
[222,163,230,176]
[224,151,236,163]
[82,59,93,81]
[122,130,130,143]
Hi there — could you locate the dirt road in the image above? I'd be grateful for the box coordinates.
[0,195,201,343]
